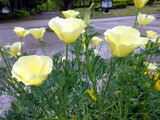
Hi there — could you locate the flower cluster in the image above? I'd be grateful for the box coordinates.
[0,2,159,120]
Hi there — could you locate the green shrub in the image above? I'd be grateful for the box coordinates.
[113,0,126,3]
[13,10,30,19]
[147,0,156,5]
[0,10,30,21]
[37,3,47,13]
[48,0,59,11]
[30,8,38,15]
[113,2,127,9]
[126,0,134,5]
[93,3,101,11]
[153,0,160,5]
[0,13,13,21]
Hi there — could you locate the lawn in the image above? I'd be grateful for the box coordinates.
[75,5,160,19]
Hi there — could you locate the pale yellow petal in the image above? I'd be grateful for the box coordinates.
[104,26,144,57]
[134,0,149,8]
[40,56,53,74]
[11,55,53,86]
[29,28,46,39]
[146,31,157,38]
[48,17,66,40]
[91,37,102,46]
[61,28,83,44]
[26,74,48,86]
[62,10,79,18]
[48,17,86,44]
[13,27,29,37]
[12,56,44,80]
[138,13,155,26]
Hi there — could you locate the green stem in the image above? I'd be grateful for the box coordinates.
[65,43,69,72]
[58,43,69,120]
[0,48,11,71]
[65,44,69,62]
[39,39,46,55]
[105,57,114,91]
[38,87,54,116]
[98,42,103,53]
[85,47,98,101]
[20,37,23,54]
[134,8,139,29]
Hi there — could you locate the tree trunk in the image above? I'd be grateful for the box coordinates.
[24,0,30,11]
[89,0,92,5]
[82,0,85,8]
[9,0,16,12]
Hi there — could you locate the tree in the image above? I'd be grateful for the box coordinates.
[0,0,47,12]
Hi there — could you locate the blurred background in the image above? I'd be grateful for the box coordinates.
[0,0,159,21]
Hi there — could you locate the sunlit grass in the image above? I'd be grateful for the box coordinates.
[75,5,160,19]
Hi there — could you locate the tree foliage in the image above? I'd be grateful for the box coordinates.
[0,0,47,12]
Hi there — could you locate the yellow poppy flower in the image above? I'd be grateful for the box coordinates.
[13,27,29,38]
[29,27,46,39]
[94,49,99,55]
[137,13,155,26]
[146,31,157,38]
[154,72,160,81]
[91,36,102,46]
[11,55,53,86]
[143,113,151,120]
[154,80,160,91]
[62,10,79,18]
[153,73,160,91]
[145,62,157,71]
[7,42,24,58]
[134,0,149,8]
[86,89,97,101]
[150,36,160,43]
[48,17,86,44]
[104,26,147,57]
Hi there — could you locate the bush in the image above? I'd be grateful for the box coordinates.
[0,13,14,21]
[13,10,30,19]
[113,0,126,3]
[93,3,101,11]
[48,0,60,11]
[126,0,134,5]
[0,10,30,21]
[147,0,156,5]
[37,3,47,14]
[154,0,160,5]
[30,8,38,15]
[113,2,127,9]
[30,3,48,15]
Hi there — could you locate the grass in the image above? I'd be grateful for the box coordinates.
[75,5,160,19]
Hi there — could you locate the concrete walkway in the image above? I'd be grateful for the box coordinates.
[0,12,159,52]
[0,12,160,117]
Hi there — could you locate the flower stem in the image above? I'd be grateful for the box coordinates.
[134,8,139,29]
[38,86,54,116]
[0,48,11,71]
[20,37,23,54]
[65,43,69,70]
[65,44,69,62]
[39,39,46,56]
[85,47,98,101]
[98,42,104,54]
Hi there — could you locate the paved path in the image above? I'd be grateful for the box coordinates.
[0,12,159,52]
[0,12,160,117]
